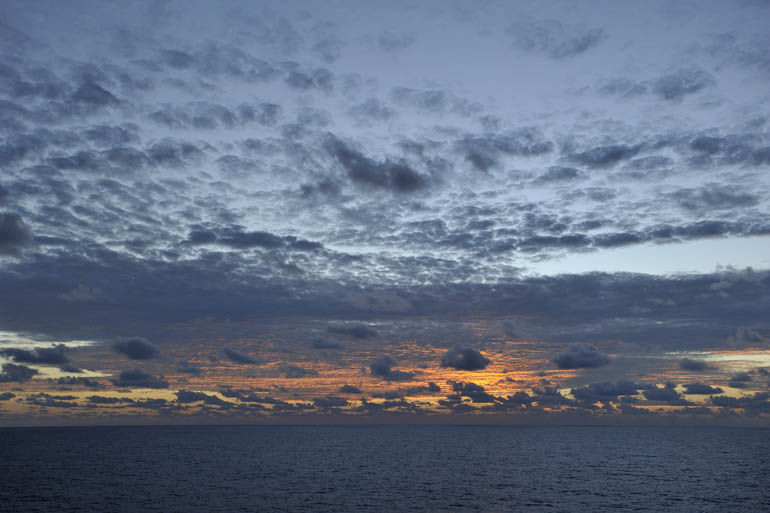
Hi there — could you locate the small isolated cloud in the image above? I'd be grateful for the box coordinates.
[223,347,258,364]
[440,346,491,371]
[0,363,38,382]
[110,369,168,389]
[369,356,414,381]
[278,364,318,378]
[113,337,160,360]
[679,358,712,371]
[552,343,610,369]
[338,385,363,394]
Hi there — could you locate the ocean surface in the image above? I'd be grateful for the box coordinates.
[0,425,768,512]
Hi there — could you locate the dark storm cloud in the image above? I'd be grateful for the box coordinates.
[679,358,713,371]
[223,348,258,365]
[0,344,68,364]
[110,369,169,389]
[0,363,38,382]
[0,212,33,255]
[683,382,724,395]
[113,337,160,360]
[506,19,605,59]
[440,347,490,371]
[369,356,415,381]
[552,343,611,369]
[327,324,378,339]
[325,135,428,193]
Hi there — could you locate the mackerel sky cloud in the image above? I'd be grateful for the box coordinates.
[0,0,769,425]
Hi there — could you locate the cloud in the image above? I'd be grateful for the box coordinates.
[325,135,428,193]
[338,385,363,394]
[175,389,229,406]
[679,358,712,371]
[0,392,16,400]
[552,343,610,369]
[0,363,38,382]
[642,383,685,403]
[311,338,342,349]
[682,382,723,395]
[313,395,348,408]
[506,19,605,59]
[278,364,318,378]
[369,356,415,381]
[451,381,496,403]
[0,212,33,255]
[0,344,69,364]
[223,347,258,364]
[440,346,490,371]
[113,337,160,360]
[327,323,378,339]
[570,380,641,402]
[652,69,715,101]
[110,369,169,389]
[728,372,753,389]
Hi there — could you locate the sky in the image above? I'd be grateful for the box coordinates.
[1,0,769,426]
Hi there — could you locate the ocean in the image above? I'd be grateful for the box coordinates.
[1,425,768,512]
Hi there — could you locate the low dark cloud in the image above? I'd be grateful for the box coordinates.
[311,338,342,349]
[0,212,33,255]
[313,395,348,408]
[215,347,258,365]
[0,363,38,382]
[440,346,490,371]
[175,389,229,406]
[0,392,16,400]
[325,135,428,193]
[728,372,753,389]
[679,358,712,371]
[113,337,160,360]
[278,364,318,378]
[642,383,685,403]
[338,385,363,394]
[652,69,715,101]
[369,356,415,381]
[327,324,378,339]
[184,226,322,252]
[57,376,101,388]
[506,19,605,59]
[0,344,68,364]
[110,369,169,389]
[552,343,610,369]
[682,382,723,395]
[570,380,641,402]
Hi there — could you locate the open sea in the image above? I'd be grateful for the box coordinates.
[0,425,768,512]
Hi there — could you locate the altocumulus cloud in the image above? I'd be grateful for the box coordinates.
[110,369,168,389]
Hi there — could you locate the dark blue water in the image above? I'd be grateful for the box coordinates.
[1,425,768,512]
